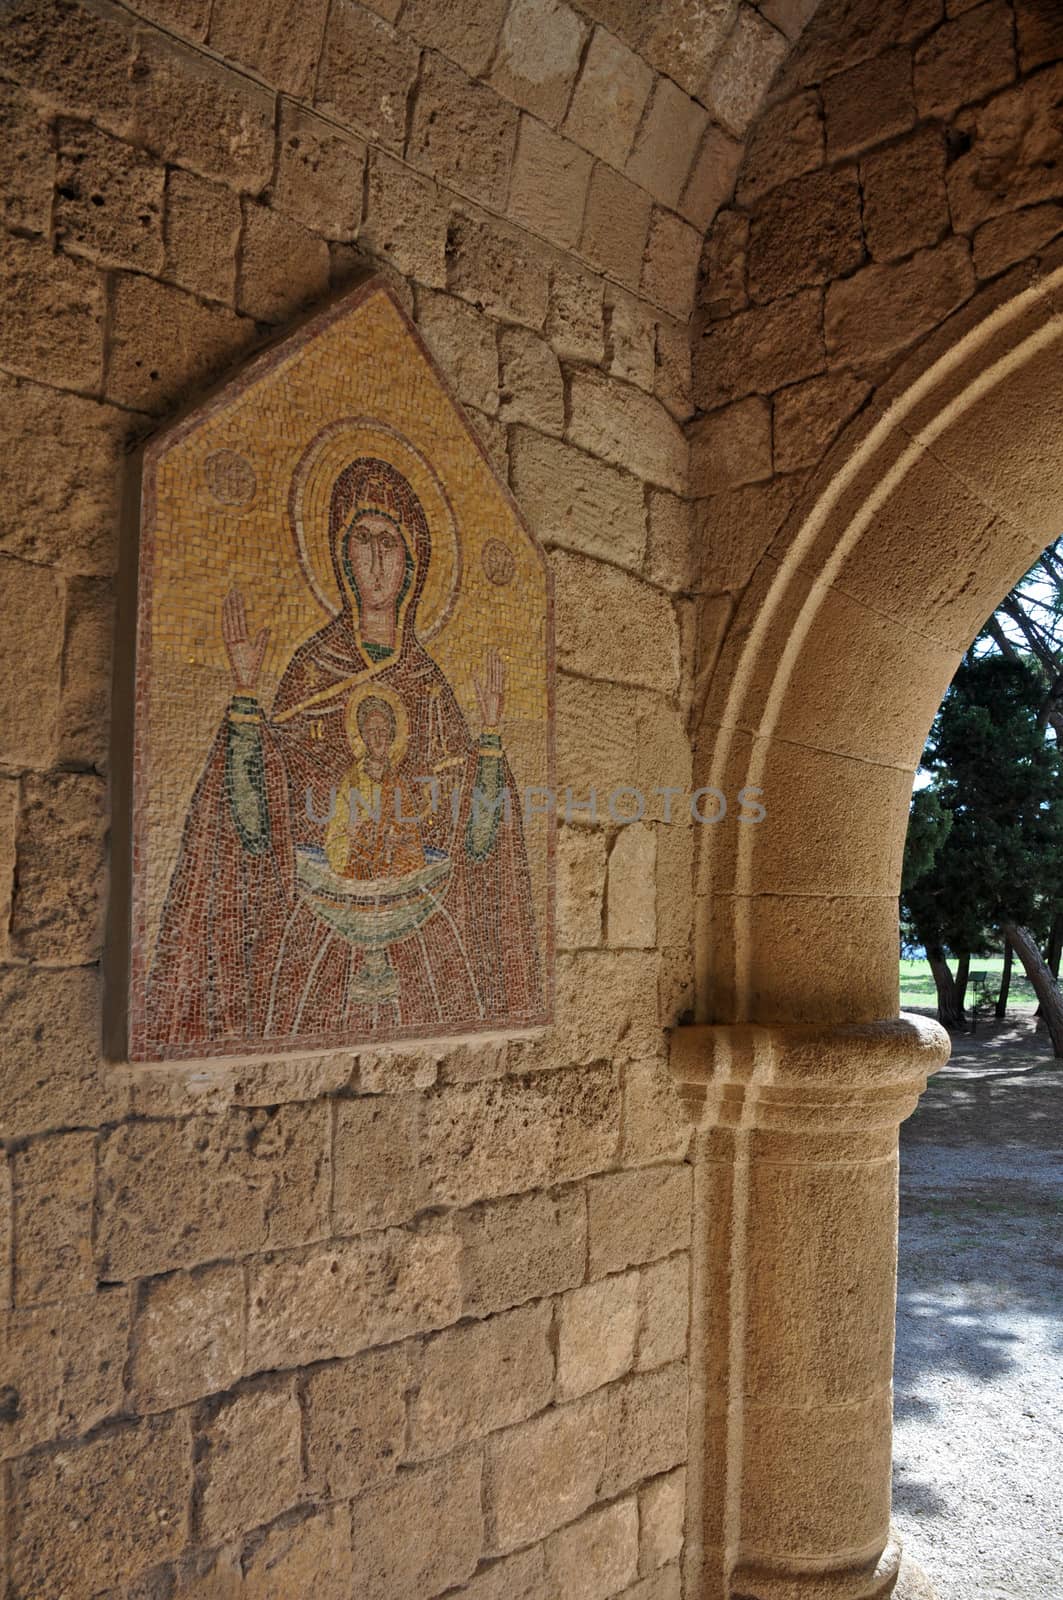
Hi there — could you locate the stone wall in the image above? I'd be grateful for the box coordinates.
[0,0,799,1594]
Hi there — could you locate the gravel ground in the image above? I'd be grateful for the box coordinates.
[893,1017,1063,1599]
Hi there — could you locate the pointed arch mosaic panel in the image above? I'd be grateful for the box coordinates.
[126,278,554,1061]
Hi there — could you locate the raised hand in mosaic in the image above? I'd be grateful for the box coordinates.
[221,587,270,691]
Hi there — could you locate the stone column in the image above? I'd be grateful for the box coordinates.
[669,1015,950,1600]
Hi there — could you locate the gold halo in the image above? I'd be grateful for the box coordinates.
[288,418,460,640]
[344,682,410,769]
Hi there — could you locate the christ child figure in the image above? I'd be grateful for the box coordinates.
[325,690,427,880]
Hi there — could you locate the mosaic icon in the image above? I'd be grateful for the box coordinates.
[125,279,554,1061]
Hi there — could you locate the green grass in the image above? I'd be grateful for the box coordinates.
[899,955,1038,1012]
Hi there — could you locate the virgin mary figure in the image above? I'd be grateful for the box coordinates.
[145,455,544,1050]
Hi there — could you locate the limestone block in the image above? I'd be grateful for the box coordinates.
[458,1546,548,1600]
[12,771,107,963]
[626,79,708,211]
[487,1395,608,1551]
[0,232,103,391]
[409,53,520,212]
[775,0,940,87]
[973,200,1063,279]
[491,0,587,125]
[130,1263,245,1412]
[821,48,915,161]
[421,1078,555,1206]
[508,117,593,251]
[0,82,54,233]
[642,208,702,320]
[437,1039,510,1085]
[0,967,125,1140]
[638,1467,685,1571]
[914,0,1016,118]
[654,319,694,424]
[209,0,328,96]
[654,818,694,945]
[164,169,240,303]
[641,0,738,101]
[510,428,646,568]
[552,549,681,693]
[335,1093,426,1231]
[772,369,871,474]
[604,288,656,393]
[759,0,819,37]
[703,6,788,137]
[948,65,1063,232]
[0,779,15,966]
[416,289,499,416]
[557,825,607,949]
[1016,0,1063,71]
[748,167,863,304]
[447,212,549,330]
[636,1253,689,1371]
[546,1499,640,1600]
[409,1300,553,1458]
[564,26,653,170]
[693,287,824,408]
[127,0,210,36]
[107,272,256,414]
[498,326,564,432]
[622,1053,692,1173]
[699,209,748,322]
[824,237,975,372]
[2,0,138,132]
[54,119,164,272]
[273,100,366,241]
[197,1383,302,1544]
[9,1412,189,1595]
[58,574,114,769]
[542,1062,621,1182]
[468,406,509,477]
[129,30,274,193]
[599,1362,688,1496]
[12,1131,94,1306]
[680,124,743,232]
[239,202,331,323]
[620,1564,683,1599]
[96,1104,330,1279]
[697,476,800,590]
[689,396,772,494]
[557,1271,640,1400]
[302,1343,408,1496]
[581,163,653,289]
[555,679,692,827]
[0,558,62,768]
[1,1290,127,1457]
[607,823,657,948]
[246,1225,461,1370]
[363,152,450,289]
[0,1158,9,1309]
[567,368,688,492]
[457,1186,585,1318]
[356,1044,440,1093]
[588,1165,692,1277]
[350,1454,484,1599]
[402,0,508,76]
[736,89,823,206]
[232,1507,354,1597]
[547,261,606,363]
[315,0,418,151]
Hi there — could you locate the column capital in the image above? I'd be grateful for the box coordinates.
[668,1013,950,1133]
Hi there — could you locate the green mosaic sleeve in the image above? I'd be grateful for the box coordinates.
[465,733,505,863]
[224,695,272,856]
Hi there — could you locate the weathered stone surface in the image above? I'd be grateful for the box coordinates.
[410,53,520,211]
[600,1362,688,1495]
[12,771,107,963]
[315,0,418,150]
[0,232,103,391]
[130,1262,245,1411]
[10,1413,189,1595]
[581,163,653,289]
[402,0,508,75]
[542,1063,621,1183]
[641,0,738,99]
[107,272,255,414]
[699,209,749,321]
[636,1253,689,1371]
[552,549,680,693]
[491,0,587,124]
[487,1395,608,1551]
[163,169,240,303]
[239,202,331,323]
[247,1226,461,1370]
[861,124,948,263]
[639,1468,686,1571]
[588,1165,692,1277]
[605,288,657,393]
[458,1546,548,1600]
[654,318,694,423]
[55,119,163,272]
[627,79,708,210]
[547,261,606,363]
[1016,0,1063,71]
[510,428,646,568]
[355,1044,439,1094]
[2,0,138,132]
[607,823,658,948]
[778,0,942,88]
[759,0,819,37]
[1,1291,127,1457]
[947,65,1063,232]
[209,0,328,95]
[693,287,824,407]
[197,1383,303,1543]
[348,1455,484,1600]
[0,1156,9,1309]
[447,212,550,329]
[914,0,1015,118]
[567,368,688,492]
[231,1506,354,1598]
[748,167,863,304]
[363,152,450,289]
[824,237,975,371]
[546,1498,640,1599]
[273,100,366,241]
[681,125,744,231]
[555,680,691,831]
[0,82,55,233]
[689,396,772,494]
[127,0,211,36]
[410,1300,553,1458]
[96,1104,330,1279]
[12,1131,95,1306]
[130,30,274,192]
[58,574,114,769]
[557,825,607,949]
[557,1271,639,1400]
[416,289,500,415]
[704,7,789,137]
[509,117,593,250]
[457,1187,585,1318]
[564,26,653,169]
[973,200,1063,279]
[772,369,871,473]
[697,476,800,590]
[736,89,823,206]
[303,1343,409,1495]
[646,491,695,592]
[0,966,125,1140]
[641,208,702,320]
[0,779,14,966]
[421,1078,556,1205]
[498,326,564,432]
[0,559,62,768]
[468,406,509,476]
[622,1566,683,1600]
[821,48,915,161]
